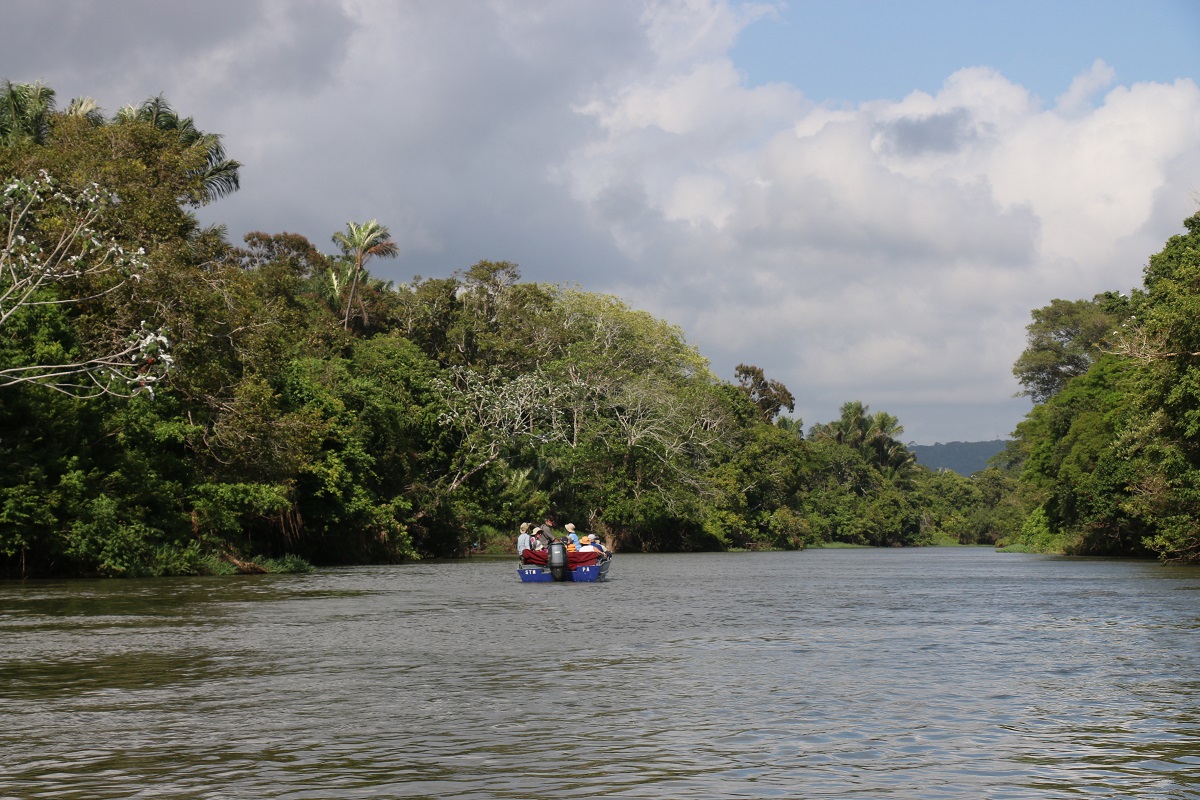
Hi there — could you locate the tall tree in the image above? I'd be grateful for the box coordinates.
[331,220,399,329]
[734,363,795,422]
[0,80,55,146]
[1013,294,1125,404]
[114,94,241,204]
[810,401,915,480]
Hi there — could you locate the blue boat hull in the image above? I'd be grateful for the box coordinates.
[518,558,610,582]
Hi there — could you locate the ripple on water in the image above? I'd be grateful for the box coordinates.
[1,549,1198,799]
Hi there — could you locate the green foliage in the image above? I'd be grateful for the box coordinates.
[809,401,917,481]
[1,79,1058,578]
[1013,294,1125,404]
[1,171,173,396]
[113,94,241,205]
[1007,211,1200,561]
[255,554,315,574]
[331,219,398,329]
[734,363,795,422]
[997,506,1068,554]
[1,80,55,146]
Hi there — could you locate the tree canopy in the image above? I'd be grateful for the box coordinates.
[9,79,1190,577]
[1007,211,1200,562]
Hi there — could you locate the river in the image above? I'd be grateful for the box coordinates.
[1,548,1197,799]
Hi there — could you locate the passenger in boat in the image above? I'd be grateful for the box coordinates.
[516,522,532,557]
[588,533,610,557]
[565,524,580,552]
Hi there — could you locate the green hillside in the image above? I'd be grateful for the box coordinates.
[910,440,1006,476]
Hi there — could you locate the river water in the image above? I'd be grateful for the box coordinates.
[1,548,1198,799]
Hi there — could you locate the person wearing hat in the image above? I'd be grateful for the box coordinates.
[530,517,554,550]
[588,533,610,557]
[516,522,532,557]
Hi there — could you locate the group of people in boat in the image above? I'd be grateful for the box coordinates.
[516,517,611,559]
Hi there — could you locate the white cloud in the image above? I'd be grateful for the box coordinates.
[1056,58,1117,114]
[557,14,1200,440]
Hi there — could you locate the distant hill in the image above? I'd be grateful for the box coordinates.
[909,440,1006,476]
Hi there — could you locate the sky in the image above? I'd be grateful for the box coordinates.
[4,0,1199,444]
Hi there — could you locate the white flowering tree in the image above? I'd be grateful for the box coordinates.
[0,171,171,397]
[433,366,567,494]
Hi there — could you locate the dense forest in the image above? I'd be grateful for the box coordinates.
[1,82,1196,577]
[1003,210,1200,562]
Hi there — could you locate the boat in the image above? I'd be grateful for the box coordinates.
[518,541,611,582]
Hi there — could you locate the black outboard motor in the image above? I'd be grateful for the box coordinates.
[548,541,570,581]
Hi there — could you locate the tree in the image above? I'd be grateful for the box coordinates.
[0,80,55,146]
[331,220,399,329]
[114,94,241,204]
[1008,213,1200,560]
[809,401,914,479]
[0,171,171,396]
[432,365,565,495]
[1013,294,1125,404]
[734,363,795,422]
[64,96,105,126]
[862,409,915,481]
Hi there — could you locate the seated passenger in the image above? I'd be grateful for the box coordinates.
[516,522,532,557]
[588,533,610,556]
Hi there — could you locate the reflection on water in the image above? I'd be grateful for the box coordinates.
[2,550,1198,799]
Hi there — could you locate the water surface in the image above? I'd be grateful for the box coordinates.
[2,548,1198,799]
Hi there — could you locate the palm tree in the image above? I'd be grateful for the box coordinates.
[810,400,869,449]
[810,401,915,480]
[0,80,56,145]
[64,96,105,125]
[115,94,240,203]
[865,410,916,479]
[331,220,399,329]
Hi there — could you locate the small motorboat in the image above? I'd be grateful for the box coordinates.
[518,541,611,582]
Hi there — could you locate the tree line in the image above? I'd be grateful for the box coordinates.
[5,80,1186,577]
[1003,208,1200,563]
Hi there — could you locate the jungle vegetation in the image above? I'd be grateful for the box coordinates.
[1003,212,1200,562]
[1,81,1194,576]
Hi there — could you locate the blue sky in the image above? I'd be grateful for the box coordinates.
[3,0,1199,443]
[732,0,1200,103]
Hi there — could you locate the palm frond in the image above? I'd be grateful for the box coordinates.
[65,96,105,125]
[0,80,57,144]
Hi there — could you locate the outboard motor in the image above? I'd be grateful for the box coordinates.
[548,541,570,581]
